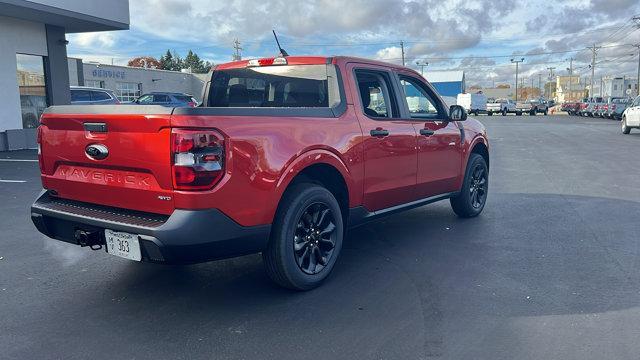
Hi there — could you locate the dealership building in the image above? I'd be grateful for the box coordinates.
[69,60,207,103]
[0,0,129,151]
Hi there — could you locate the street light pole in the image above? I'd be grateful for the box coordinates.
[416,60,429,76]
[511,58,524,102]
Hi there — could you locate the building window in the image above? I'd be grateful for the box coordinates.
[116,82,141,102]
[614,84,618,91]
[16,54,47,129]
[85,80,104,88]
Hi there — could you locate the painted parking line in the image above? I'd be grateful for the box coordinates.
[0,159,38,162]
[0,179,27,183]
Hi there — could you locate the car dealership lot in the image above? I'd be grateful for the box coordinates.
[2,115,640,360]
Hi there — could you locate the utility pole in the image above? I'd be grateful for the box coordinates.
[538,73,542,96]
[547,67,556,100]
[400,41,405,66]
[587,44,600,97]
[634,44,640,97]
[635,16,640,96]
[416,60,429,76]
[232,38,243,61]
[567,57,574,101]
[511,58,524,102]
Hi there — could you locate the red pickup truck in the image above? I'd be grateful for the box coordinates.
[31,56,489,290]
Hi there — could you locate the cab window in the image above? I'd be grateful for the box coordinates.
[398,76,443,119]
[354,70,397,119]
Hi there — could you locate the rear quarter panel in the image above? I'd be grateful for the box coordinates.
[170,107,364,227]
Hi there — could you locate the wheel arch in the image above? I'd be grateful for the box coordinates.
[470,139,490,170]
[273,150,355,224]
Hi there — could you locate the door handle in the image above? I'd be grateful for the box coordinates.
[420,129,435,137]
[370,128,390,138]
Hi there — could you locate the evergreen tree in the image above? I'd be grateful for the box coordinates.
[158,49,211,73]
[159,50,174,70]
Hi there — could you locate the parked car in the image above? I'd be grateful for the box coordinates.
[134,92,198,107]
[457,92,487,115]
[487,98,516,116]
[581,97,605,117]
[31,55,490,290]
[607,97,633,120]
[621,96,640,134]
[576,98,589,116]
[561,102,579,115]
[516,98,549,116]
[70,86,119,105]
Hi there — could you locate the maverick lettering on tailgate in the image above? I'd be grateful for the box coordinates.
[55,165,157,189]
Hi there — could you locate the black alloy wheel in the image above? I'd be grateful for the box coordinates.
[293,202,337,275]
[469,164,488,209]
[450,153,489,218]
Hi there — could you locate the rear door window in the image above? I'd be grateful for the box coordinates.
[354,70,397,119]
[174,95,192,103]
[91,91,111,101]
[71,90,91,102]
[153,94,170,103]
[208,64,340,108]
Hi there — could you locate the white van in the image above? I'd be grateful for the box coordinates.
[457,93,487,115]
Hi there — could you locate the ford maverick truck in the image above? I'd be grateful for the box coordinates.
[31,56,490,290]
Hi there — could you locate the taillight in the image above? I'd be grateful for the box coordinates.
[37,126,44,172]
[171,128,224,190]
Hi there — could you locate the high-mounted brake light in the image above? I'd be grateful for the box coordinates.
[171,129,225,190]
[247,57,288,67]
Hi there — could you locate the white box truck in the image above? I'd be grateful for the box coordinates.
[457,93,487,115]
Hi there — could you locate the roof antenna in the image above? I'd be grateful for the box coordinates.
[272,30,289,57]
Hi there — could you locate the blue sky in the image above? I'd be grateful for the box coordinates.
[67,0,640,87]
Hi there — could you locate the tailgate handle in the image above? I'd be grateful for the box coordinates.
[83,122,108,132]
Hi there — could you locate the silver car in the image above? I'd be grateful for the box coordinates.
[70,86,120,105]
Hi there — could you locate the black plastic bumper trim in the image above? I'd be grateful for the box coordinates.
[31,191,271,264]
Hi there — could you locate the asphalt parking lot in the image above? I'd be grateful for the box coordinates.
[2,114,640,360]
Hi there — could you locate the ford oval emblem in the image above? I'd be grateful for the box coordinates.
[85,144,109,160]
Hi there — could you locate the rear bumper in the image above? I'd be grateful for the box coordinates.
[31,190,271,264]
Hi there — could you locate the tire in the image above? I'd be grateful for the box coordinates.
[516,112,522,116]
[543,108,548,116]
[488,112,493,116]
[450,153,489,218]
[502,108,507,116]
[622,117,631,134]
[530,110,536,116]
[263,183,344,290]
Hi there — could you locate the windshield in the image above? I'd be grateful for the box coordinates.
[208,64,341,108]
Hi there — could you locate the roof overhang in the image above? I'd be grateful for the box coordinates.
[0,0,129,33]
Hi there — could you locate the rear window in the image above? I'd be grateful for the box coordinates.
[208,64,340,108]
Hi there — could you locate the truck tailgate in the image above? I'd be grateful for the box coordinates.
[39,106,175,215]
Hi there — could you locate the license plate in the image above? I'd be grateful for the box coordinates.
[105,229,142,261]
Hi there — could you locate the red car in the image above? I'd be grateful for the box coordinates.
[31,56,490,290]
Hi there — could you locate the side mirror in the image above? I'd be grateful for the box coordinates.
[449,105,467,121]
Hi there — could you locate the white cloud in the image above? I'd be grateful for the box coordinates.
[70,32,117,48]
